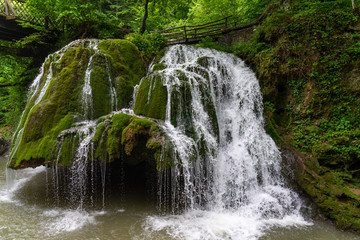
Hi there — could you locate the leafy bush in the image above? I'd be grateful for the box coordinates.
[126,32,167,57]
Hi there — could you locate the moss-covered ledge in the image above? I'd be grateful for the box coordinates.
[93,113,166,167]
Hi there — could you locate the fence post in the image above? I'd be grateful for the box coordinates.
[184,26,187,42]
[4,0,9,15]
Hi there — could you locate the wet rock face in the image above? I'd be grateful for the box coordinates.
[281,144,360,232]
[0,138,9,156]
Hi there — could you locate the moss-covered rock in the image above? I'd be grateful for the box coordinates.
[281,144,360,231]
[9,39,146,168]
[98,39,146,109]
[133,74,168,120]
[92,113,166,168]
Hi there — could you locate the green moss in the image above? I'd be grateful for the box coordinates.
[133,75,168,120]
[98,40,146,109]
[298,159,360,231]
[94,122,106,144]
[96,116,107,125]
[107,113,132,161]
[265,115,283,144]
[94,122,108,161]
[9,46,88,167]
[146,141,162,150]
[90,54,112,118]
[121,118,155,144]
[57,134,76,166]
[170,80,194,135]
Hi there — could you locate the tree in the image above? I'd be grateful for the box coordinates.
[140,0,149,34]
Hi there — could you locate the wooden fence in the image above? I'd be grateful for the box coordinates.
[150,16,242,45]
[151,5,272,45]
[0,0,45,25]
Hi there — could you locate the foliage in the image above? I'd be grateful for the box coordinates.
[24,0,126,40]
[125,32,167,58]
[189,0,269,25]
[18,0,271,41]
[0,41,37,139]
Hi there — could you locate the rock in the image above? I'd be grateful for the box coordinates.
[9,39,147,168]
[281,144,360,232]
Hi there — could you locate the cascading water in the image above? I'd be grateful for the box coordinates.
[81,40,118,119]
[105,56,118,111]
[81,41,98,119]
[68,121,96,209]
[139,45,309,239]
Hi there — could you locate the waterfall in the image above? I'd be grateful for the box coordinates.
[105,56,118,111]
[141,45,307,239]
[81,40,118,119]
[68,121,96,209]
[7,40,309,238]
[81,41,98,119]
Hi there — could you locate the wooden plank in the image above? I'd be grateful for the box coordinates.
[184,26,187,42]
[161,30,184,36]
[5,0,16,15]
[4,0,8,15]
[151,25,186,33]
[186,24,224,32]
[187,29,222,37]
[186,22,224,32]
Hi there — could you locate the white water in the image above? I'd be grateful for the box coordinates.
[68,121,97,209]
[81,40,118,119]
[140,45,309,239]
[81,40,98,119]
[105,56,118,111]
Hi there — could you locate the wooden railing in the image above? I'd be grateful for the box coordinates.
[151,5,273,45]
[151,16,242,45]
[0,0,45,25]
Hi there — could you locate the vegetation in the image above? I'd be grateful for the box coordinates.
[0,41,38,140]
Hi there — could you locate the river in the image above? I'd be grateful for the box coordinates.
[0,156,357,239]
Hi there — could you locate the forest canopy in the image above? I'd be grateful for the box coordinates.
[21,0,269,39]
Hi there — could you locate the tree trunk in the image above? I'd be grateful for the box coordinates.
[352,0,355,10]
[140,0,149,34]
